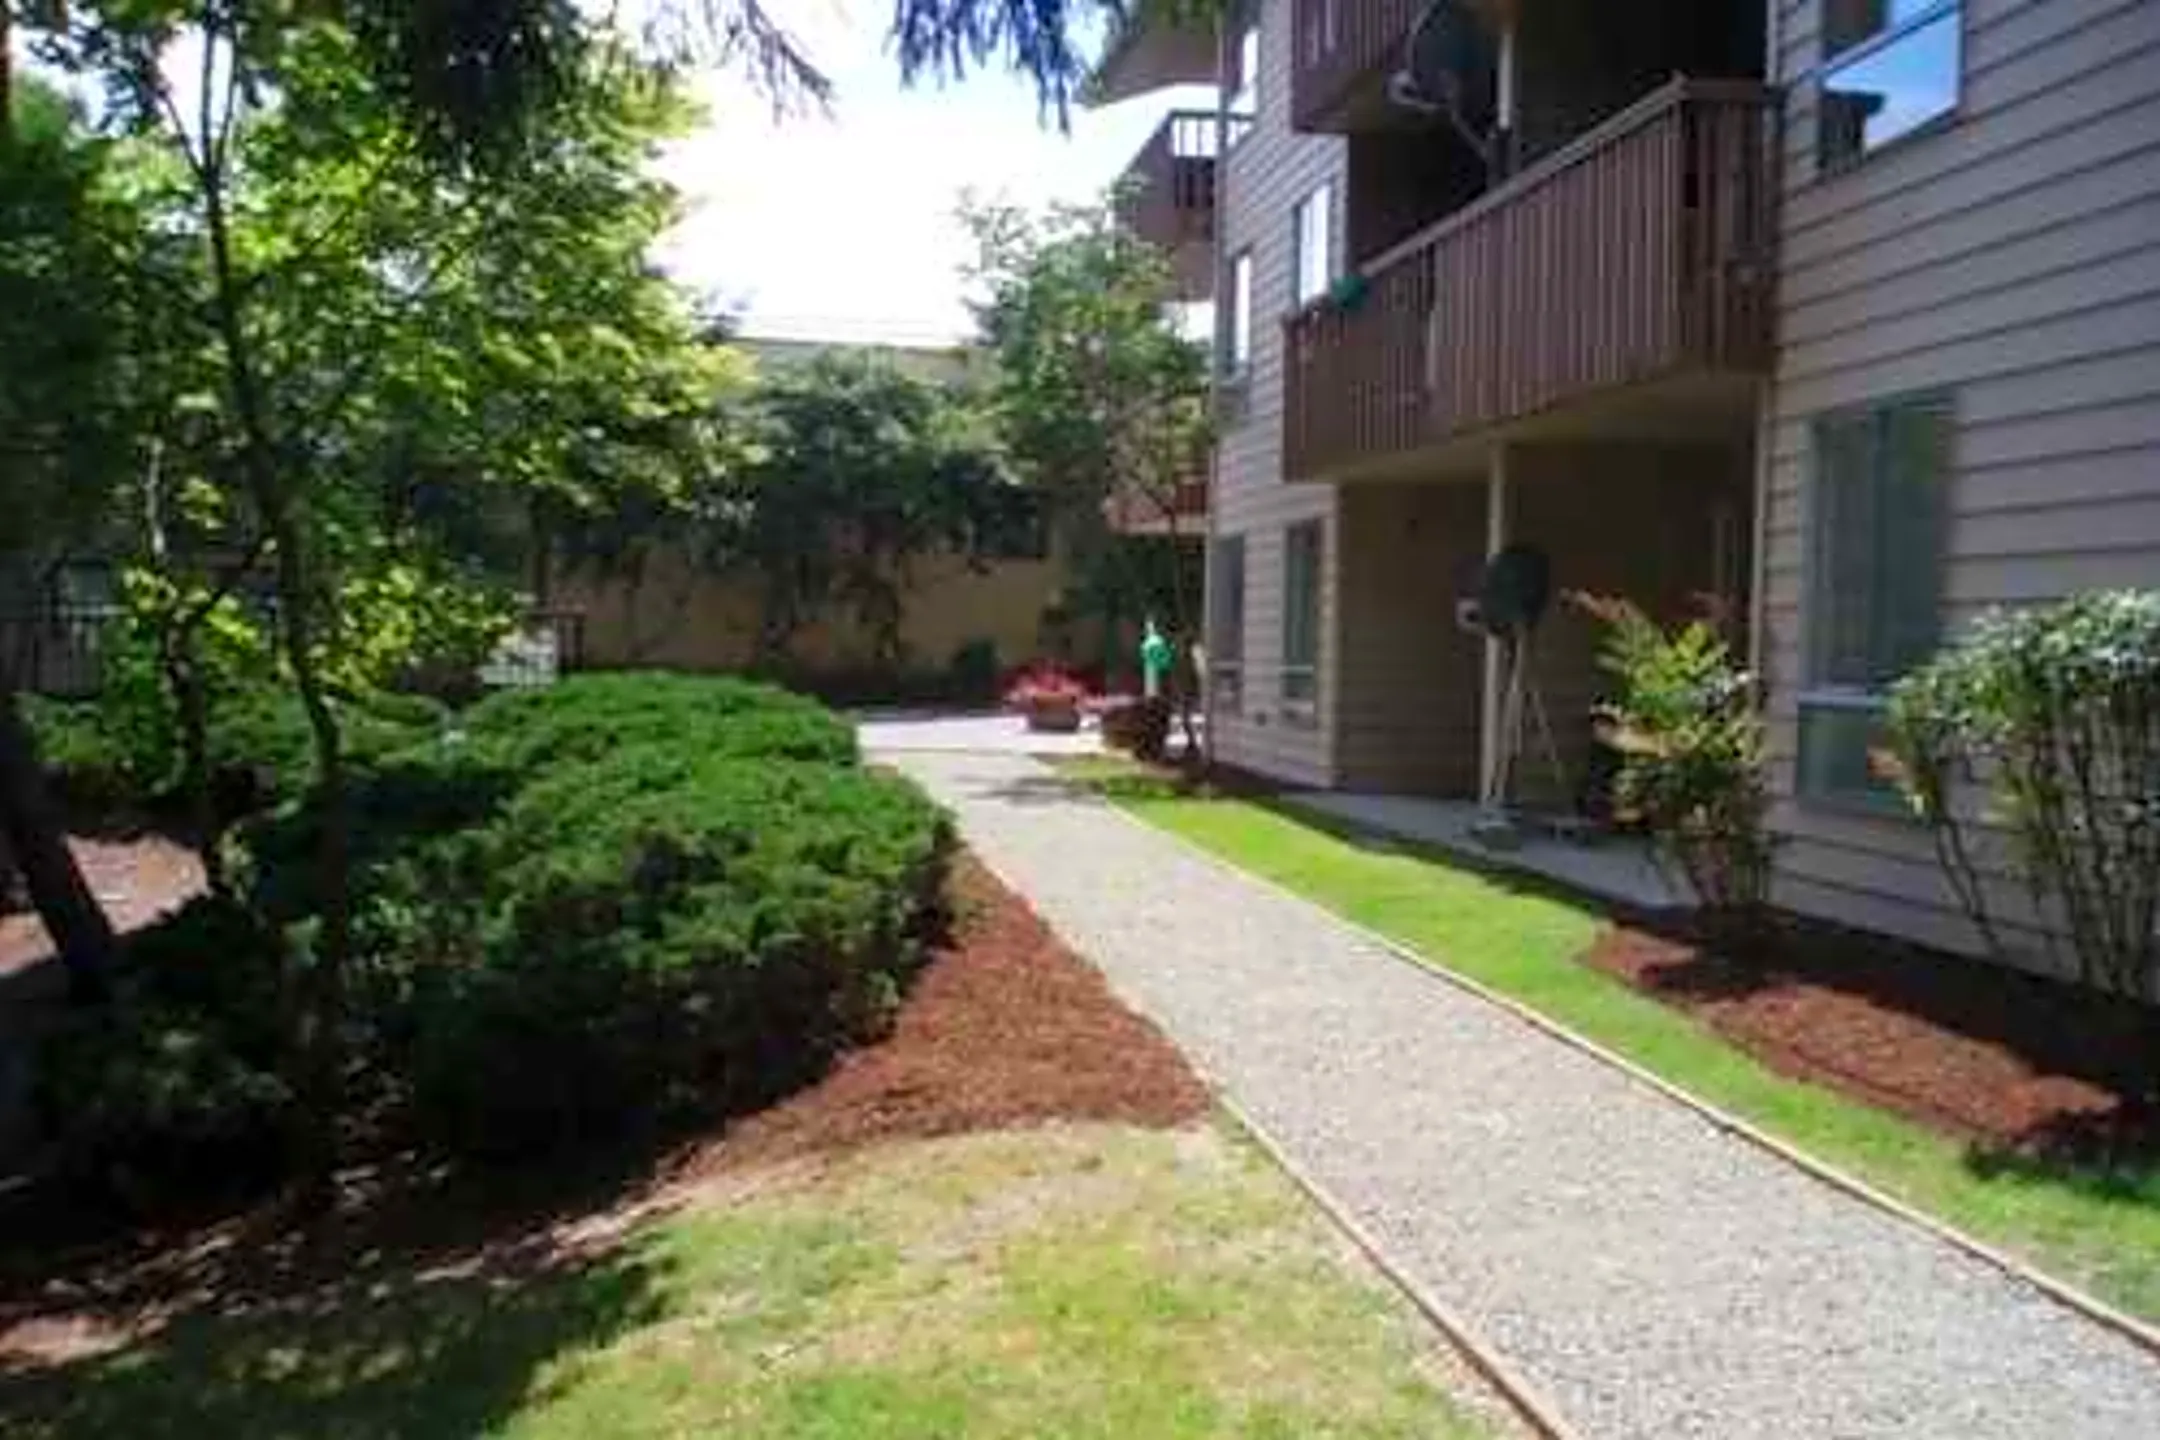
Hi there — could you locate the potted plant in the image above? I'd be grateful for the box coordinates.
[1006,665,1089,734]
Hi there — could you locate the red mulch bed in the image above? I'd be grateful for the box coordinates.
[1581,913,2160,1161]
[0,852,1208,1362]
[681,854,1210,1174]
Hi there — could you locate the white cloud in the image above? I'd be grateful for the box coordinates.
[654,1,1211,345]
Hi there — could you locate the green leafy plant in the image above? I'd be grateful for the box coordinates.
[1579,594,1772,925]
[1884,591,2160,1011]
[234,673,947,1164]
[35,898,292,1212]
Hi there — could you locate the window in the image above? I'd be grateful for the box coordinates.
[1818,0,1961,170]
[1292,184,1334,308]
[1281,520,1323,723]
[1209,535,1247,713]
[1799,395,1952,803]
[1225,249,1254,378]
[1228,24,1259,119]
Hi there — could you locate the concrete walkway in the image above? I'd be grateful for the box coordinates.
[876,745,2160,1440]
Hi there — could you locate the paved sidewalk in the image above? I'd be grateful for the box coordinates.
[879,746,2160,1440]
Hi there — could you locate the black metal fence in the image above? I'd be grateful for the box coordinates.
[0,605,585,697]
[0,606,122,698]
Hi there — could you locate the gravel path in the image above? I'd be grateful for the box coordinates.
[880,747,2160,1440]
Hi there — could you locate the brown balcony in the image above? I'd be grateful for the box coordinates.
[1285,78,1777,483]
[1105,477,1209,537]
[1290,0,1430,133]
[1115,110,1229,299]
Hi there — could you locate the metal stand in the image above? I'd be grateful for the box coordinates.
[1474,627,1569,849]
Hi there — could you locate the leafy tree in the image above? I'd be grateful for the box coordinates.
[6,0,1184,1176]
[0,76,151,999]
[738,355,1018,669]
[559,351,1018,674]
[962,194,1212,750]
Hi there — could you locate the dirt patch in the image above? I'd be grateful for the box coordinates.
[0,852,1207,1363]
[1581,916,2160,1159]
[0,835,206,981]
[682,854,1211,1175]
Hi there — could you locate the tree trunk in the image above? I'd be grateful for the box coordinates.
[161,632,224,893]
[0,680,114,1003]
[195,62,349,1199]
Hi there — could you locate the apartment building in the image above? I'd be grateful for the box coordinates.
[1099,0,2160,977]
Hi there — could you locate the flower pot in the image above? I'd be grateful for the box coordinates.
[1024,697,1083,733]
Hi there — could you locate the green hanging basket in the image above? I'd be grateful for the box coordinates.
[1328,272,1371,312]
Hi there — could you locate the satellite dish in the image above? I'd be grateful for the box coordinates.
[1477,544,1552,638]
[1387,0,1501,164]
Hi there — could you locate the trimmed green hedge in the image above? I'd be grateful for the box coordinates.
[459,671,857,771]
[251,672,948,1162]
[35,897,293,1210]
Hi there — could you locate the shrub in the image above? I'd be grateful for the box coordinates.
[24,677,446,820]
[392,754,949,1158]
[948,638,1002,704]
[35,898,291,1210]
[460,671,856,771]
[1885,591,2160,1007]
[1580,594,1772,923]
[1100,695,1171,761]
[21,695,139,813]
[235,672,948,1162]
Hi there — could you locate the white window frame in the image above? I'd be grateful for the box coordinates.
[1281,520,1323,726]
[1797,392,1953,808]
[1291,183,1334,308]
[1227,23,1259,121]
[1224,249,1254,379]
[1210,534,1247,714]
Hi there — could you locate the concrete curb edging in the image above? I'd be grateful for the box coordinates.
[1214,1090,1589,1440]
[1076,782,2160,1365]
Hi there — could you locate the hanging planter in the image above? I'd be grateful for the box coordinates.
[1326,272,1371,313]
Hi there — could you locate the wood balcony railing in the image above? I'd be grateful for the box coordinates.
[1105,477,1209,537]
[1291,0,1423,132]
[1115,110,1226,254]
[1285,78,1778,482]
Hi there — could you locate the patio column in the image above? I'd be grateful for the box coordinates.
[1478,442,1511,810]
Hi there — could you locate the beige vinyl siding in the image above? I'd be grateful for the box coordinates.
[1760,0,2160,975]
[1210,0,1346,787]
[1333,484,1486,794]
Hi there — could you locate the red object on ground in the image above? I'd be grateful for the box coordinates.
[1581,917,2160,1158]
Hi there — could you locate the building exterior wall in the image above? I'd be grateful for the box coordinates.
[1760,0,2160,972]
[1332,482,1487,794]
[1332,443,1749,803]
[1211,0,1347,788]
[559,546,1067,681]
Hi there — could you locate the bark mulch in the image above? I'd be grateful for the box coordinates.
[1581,914,2160,1162]
[0,835,206,981]
[0,851,1208,1363]
[679,853,1211,1176]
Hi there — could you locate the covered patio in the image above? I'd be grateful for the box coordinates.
[1281,790,1686,913]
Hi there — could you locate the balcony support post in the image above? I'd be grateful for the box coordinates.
[1477,441,1512,813]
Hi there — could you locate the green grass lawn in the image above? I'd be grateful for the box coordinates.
[2,1125,1504,1439]
[1060,759,2160,1325]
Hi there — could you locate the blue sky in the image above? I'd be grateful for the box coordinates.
[657,2,1211,345]
[9,4,1208,349]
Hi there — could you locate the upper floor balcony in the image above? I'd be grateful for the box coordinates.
[1104,476,1210,538]
[1115,110,1234,300]
[1284,78,1777,483]
[1290,0,1431,133]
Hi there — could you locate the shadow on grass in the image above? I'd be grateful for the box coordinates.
[0,1221,672,1440]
